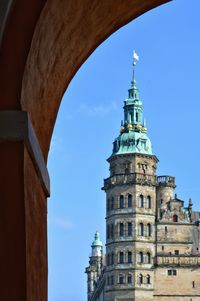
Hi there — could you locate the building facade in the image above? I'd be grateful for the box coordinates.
[85,61,200,301]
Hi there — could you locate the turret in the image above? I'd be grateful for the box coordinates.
[85,231,103,300]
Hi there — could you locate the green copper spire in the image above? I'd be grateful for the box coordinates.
[91,231,103,248]
[112,54,153,156]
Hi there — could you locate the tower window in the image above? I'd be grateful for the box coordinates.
[173,214,178,222]
[162,246,164,251]
[111,275,114,285]
[168,269,177,276]
[128,222,132,236]
[119,274,124,284]
[192,281,195,288]
[139,195,144,208]
[110,224,114,238]
[107,276,110,285]
[136,112,139,122]
[107,254,110,265]
[165,226,168,234]
[111,197,114,210]
[125,167,129,175]
[119,251,124,263]
[127,274,132,284]
[139,223,144,236]
[146,252,151,264]
[146,224,151,237]
[128,194,132,207]
[111,252,114,265]
[146,274,151,284]
[119,223,124,236]
[174,250,179,255]
[146,196,151,209]
[138,274,143,285]
[128,251,132,263]
[119,195,124,209]
[138,252,143,263]
[107,224,110,239]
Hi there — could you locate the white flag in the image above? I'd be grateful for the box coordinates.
[133,50,139,61]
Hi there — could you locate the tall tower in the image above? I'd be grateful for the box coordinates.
[102,58,158,301]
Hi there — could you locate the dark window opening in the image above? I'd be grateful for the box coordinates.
[119,275,124,284]
[128,194,132,207]
[127,274,132,284]
[175,250,179,255]
[128,222,132,236]
[162,246,164,251]
[146,252,151,264]
[111,197,114,210]
[128,251,132,263]
[119,252,124,264]
[110,224,114,238]
[107,225,110,239]
[192,281,195,288]
[139,223,144,236]
[138,274,143,285]
[111,276,114,285]
[119,195,124,209]
[139,252,143,263]
[119,223,124,236]
[139,195,144,208]
[173,214,178,222]
[146,274,151,284]
[111,252,114,265]
[147,223,151,237]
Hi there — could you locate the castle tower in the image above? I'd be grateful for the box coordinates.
[85,231,103,301]
[102,58,158,301]
[86,54,200,301]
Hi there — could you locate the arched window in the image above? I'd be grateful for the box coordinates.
[128,251,132,263]
[146,196,151,209]
[128,194,132,207]
[139,252,143,263]
[111,197,114,210]
[128,222,132,236]
[146,274,151,284]
[173,214,178,222]
[146,252,151,264]
[119,251,124,263]
[138,274,143,285]
[125,167,129,175]
[127,274,132,284]
[111,252,114,265]
[119,274,124,284]
[136,112,139,122]
[110,224,114,238]
[119,195,124,209]
[146,224,151,237]
[119,223,124,236]
[139,195,144,208]
[107,224,110,239]
[139,223,144,236]
[107,254,110,265]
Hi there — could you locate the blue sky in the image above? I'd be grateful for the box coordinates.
[47,1,200,300]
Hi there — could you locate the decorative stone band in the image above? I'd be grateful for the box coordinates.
[155,255,200,266]
[0,111,50,197]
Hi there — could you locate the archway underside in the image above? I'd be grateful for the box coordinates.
[0,0,170,300]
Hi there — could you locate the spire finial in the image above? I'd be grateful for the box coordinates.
[132,50,139,84]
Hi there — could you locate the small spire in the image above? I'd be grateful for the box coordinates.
[131,50,139,86]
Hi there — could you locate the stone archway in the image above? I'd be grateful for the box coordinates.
[0,1,170,300]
